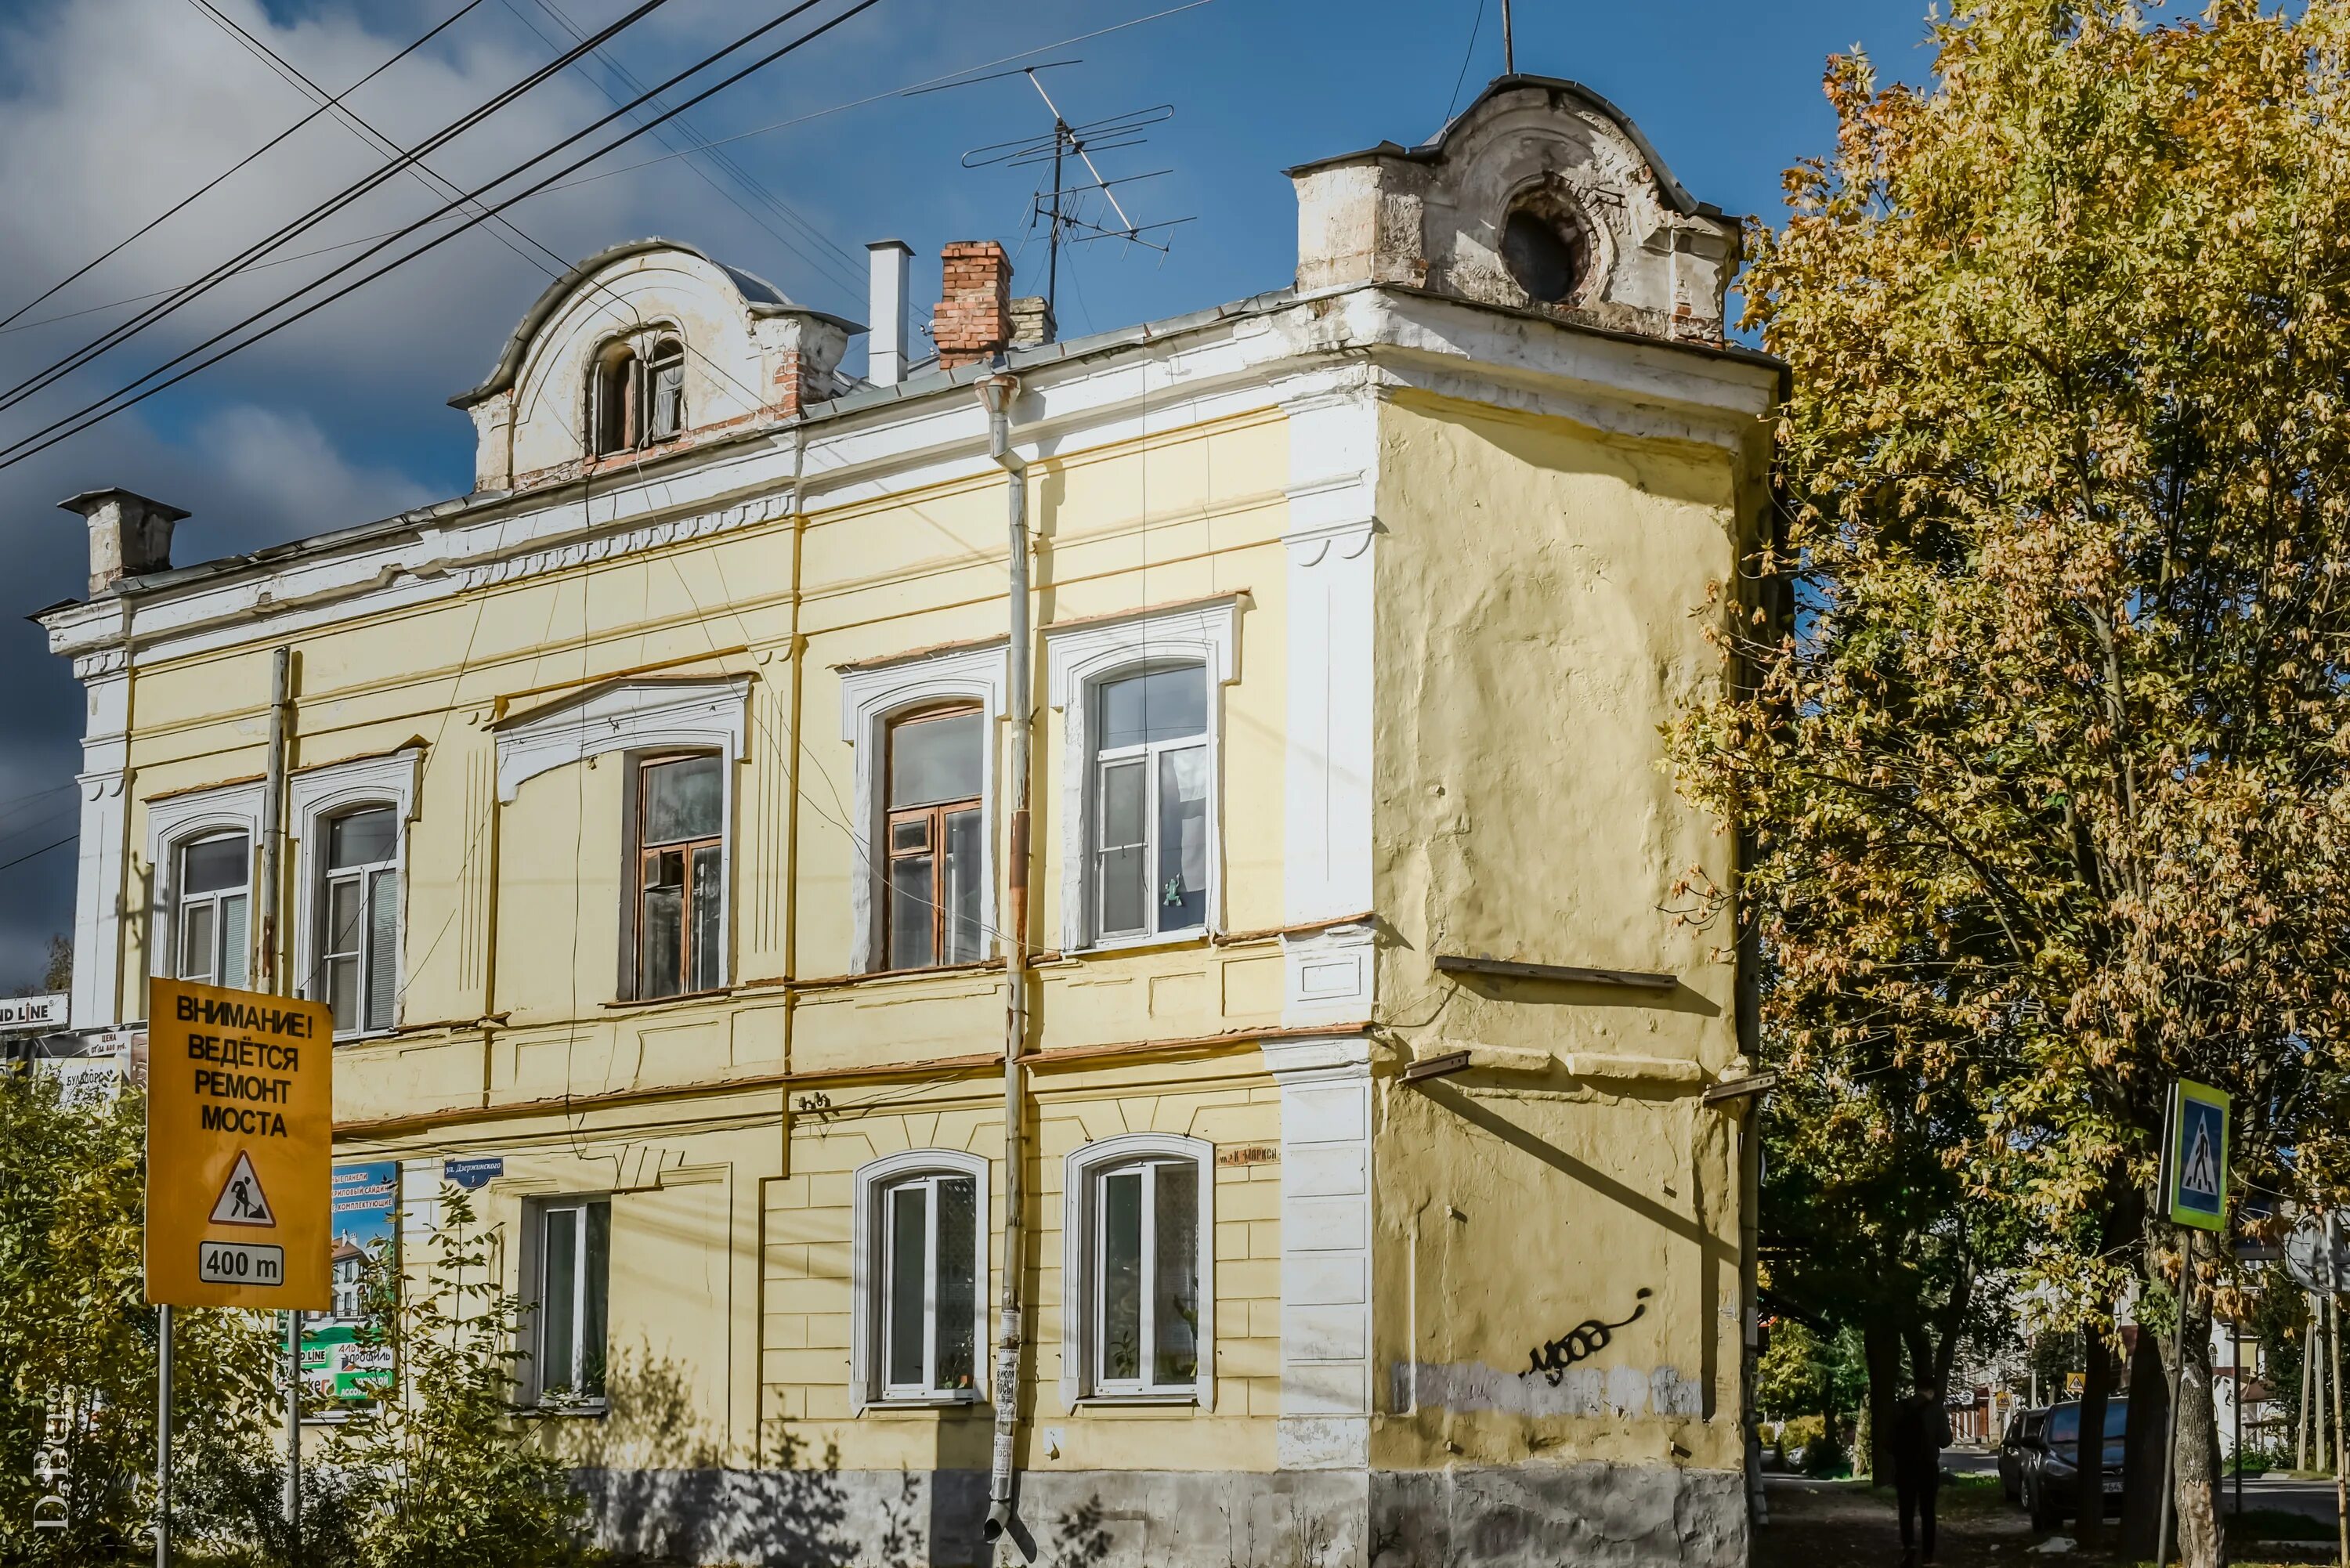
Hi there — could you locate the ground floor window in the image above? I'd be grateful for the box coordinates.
[1064,1134,1213,1402]
[532,1197,609,1404]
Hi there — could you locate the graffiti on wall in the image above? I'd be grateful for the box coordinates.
[1520,1288,1652,1386]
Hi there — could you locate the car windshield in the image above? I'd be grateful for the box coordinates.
[2047,1400,2127,1465]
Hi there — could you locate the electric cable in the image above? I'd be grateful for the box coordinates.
[0,0,882,471]
[0,0,490,334]
[0,0,682,418]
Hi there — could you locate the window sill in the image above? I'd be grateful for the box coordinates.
[599,986,734,1013]
[331,1028,400,1047]
[1067,930,1211,960]
[1072,1391,1202,1408]
[518,1400,608,1420]
[862,1392,983,1411]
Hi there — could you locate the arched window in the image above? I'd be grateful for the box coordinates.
[588,335,687,456]
[1061,1133,1213,1404]
[313,804,398,1035]
[851,1149,989,1408]
[645,338,685,442]
[172,831,251,988]
[589,341,637,457]
[884,706,985,970]
[634,751,725,999]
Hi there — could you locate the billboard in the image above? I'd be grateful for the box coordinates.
[303,1160,400,1412]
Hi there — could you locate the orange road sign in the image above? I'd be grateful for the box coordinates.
[145,977,331,1310]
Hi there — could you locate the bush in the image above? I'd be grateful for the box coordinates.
[1804,1421,1851,1478]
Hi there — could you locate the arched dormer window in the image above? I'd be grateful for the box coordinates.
[587,334,687,457]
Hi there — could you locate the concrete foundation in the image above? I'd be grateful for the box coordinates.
[577,1460,1747,1567]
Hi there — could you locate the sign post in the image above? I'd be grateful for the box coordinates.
[144,976,331,1566]
[2154,1079,2232,1568]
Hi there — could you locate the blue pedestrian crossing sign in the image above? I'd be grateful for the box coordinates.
[2159,1079,2231,1232]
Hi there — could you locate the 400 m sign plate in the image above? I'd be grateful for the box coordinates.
[146,977,332,1310]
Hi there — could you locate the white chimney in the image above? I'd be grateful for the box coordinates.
[866,239,913,387]
[60,488,188,596]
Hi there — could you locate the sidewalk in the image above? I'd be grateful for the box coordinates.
[1756,1472,2031,1568]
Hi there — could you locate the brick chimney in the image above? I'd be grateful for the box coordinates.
[933,240,1012,370]
[59,488,188,596]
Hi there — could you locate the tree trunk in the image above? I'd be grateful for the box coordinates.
[2171,1241,2225,1568]
[2078,1317,2113,1548]
[2124,1318,2171,1557]
[1864,1321,1904,1483]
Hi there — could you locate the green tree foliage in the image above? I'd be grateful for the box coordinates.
[1671,2,2350,1562]
[0,1069,279,1565]
[327,1187,595,1568]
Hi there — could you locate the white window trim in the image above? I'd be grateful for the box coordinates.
[1060,1132,1215,1410]
[1044,600,1239,954]
[495,677,747,997]
[494,676,748,803]
[145,780,265,1001]
[837,645,1006,974]
[850,1148,992,1414]
[289,749,421,1041]
[522,1193,611,1410]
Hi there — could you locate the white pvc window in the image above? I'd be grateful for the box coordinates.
[314,806,398,1035]
[878,1171,981,1400]
[174,833,251,989]
[1089,1156,1201,1396]
[1090,667,1209,942]
[532,1198,609,1404]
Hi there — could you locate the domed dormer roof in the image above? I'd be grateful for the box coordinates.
[1286,75,1740,345]
[450,238,863,493]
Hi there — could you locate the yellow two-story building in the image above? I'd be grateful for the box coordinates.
[42,78,1778,1567]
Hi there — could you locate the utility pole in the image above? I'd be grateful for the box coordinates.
[258,646,300,1557]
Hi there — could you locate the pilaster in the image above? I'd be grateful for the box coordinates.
[68,649,129,1030]
[1262,1031,1375,1470]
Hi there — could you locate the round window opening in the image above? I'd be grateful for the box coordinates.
[1501,203,1591,306]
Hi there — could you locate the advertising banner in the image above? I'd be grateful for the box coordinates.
[305,1160,400,1411]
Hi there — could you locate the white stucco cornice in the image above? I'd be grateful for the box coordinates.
[36,281,1778,675]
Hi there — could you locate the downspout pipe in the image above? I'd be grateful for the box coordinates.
[975,362,1029,1549]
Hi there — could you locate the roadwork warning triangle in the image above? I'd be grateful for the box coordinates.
[209,1151,275,1228]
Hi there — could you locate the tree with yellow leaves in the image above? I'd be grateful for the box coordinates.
[1674,4,2350,1562]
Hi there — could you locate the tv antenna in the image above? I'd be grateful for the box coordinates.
[921,61,1192,327]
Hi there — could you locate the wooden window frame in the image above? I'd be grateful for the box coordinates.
[631,752,725,1001]
[881,705,984,971]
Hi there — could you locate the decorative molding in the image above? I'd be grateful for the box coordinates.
[848,1148,992,1414]
[494,676,748,803]
[458,497,784,593]
[1044,599,1241,953]
[1264,1032,1375,1469]
[1280,923,1378,1029]
[837,644,1007,974]
[287,748,423,1035]
[1059,1133,1217,1411]
[1282,387,1379,927]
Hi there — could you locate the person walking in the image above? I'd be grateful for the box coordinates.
[1892,1380,1951,1564]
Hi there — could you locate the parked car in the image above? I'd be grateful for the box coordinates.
[1999,1407,2048,1502]
[2020,1398,2128,1529]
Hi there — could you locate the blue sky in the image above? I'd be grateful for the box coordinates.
[0,0,1936,990]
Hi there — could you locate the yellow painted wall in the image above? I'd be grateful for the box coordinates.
[109,377,1759,1487]
[1364,390,1753,1474]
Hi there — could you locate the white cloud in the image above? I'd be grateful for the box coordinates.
[195,403,435,528]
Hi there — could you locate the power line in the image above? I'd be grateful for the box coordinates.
[1,3,1221,344]
[0,0,883,472]
[0,0,491,334]
[0,0,682,421]
[0,836,74,880]
[508,0,867,300]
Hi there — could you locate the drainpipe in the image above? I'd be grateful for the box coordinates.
[974,362,1029,1549]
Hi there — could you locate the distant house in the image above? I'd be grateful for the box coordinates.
[330,1238,367,1322]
